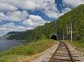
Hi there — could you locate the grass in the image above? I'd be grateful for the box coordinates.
[65,40,84,48]
[0,39,56,62]
[70,42,84,48]
[65,40,84,54]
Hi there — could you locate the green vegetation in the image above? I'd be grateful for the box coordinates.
[66,40,84,53]
[71,41,84,48]
[67,39,84,48]
[0,55,19,62]
[0,39,55,62]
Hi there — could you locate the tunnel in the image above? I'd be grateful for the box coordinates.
[50,35,57,40]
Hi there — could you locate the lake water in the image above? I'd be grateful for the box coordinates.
[0,39,25,51]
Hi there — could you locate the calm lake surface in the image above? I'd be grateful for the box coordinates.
[0,38,25,51]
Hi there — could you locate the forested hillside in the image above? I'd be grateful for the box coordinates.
[7,4,84,42]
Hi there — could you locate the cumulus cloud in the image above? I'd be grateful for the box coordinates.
[0,0,84,19]
[0,22,33,36]
[0,23,32,31]
[0,2,17,12]
[7,10,29,21]
[23,15,49,28]
[0,12,9,21]
[0,0,39,10]
[41,0,59,18]
[31,0,59,18]
[63,0,84,8]
[0,10,28,21]
[0,0,59,18]
[23,0,39,9]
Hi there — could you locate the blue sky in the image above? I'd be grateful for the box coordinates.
[0,0,84,37]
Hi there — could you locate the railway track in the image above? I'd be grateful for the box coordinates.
[48,42,80,62]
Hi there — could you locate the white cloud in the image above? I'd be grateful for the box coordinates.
[0,0,39,10]
[31,0,59,18]
[63,0,84,8]
[0,0,59,18]
[0,23,18,31]
[23,15,49,28]
[0,22,32,37]
[0,10,28,21]
[41,0,59,18]
[23,19,33,26]
[23,0,39,10]
[0,23,32,31]
[7,10,29,21]
[0,2,17,12]
[0,12,9,21]
[29,15,43,23]
[0,0,84,19]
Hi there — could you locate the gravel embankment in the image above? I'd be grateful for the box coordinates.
[66,43,84,62]
[32,41,59,62]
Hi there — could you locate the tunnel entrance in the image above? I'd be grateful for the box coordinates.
[51,35,57,40]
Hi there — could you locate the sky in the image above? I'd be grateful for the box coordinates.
[0,0,84,37]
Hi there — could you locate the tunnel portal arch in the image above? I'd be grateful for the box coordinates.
[50,35,58,40]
